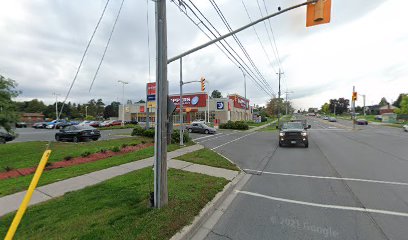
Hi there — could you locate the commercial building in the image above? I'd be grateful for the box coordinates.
[119,92,252,124]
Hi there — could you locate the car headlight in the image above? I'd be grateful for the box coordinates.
[279,132,285,136]
[301,132,307,136]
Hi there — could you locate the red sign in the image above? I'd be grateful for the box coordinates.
[229,95,249,109]
[140,105,145,113]
[169,93,207,108]
[147,82,156,95]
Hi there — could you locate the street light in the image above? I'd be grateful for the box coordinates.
[118,80,129,126]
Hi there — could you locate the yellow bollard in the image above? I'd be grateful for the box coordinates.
[5,150,52,240]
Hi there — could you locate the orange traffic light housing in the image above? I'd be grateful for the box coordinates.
[200,77,206,91]
[306,0,331,27]
[352,92,357,101]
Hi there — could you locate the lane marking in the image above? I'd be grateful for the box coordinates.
[197,131,238,143]
[211,132,256,150]
[193,133,223,141]
[243,169,408,187]
[236,190,408,217]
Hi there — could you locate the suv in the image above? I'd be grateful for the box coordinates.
[279,122,310,148]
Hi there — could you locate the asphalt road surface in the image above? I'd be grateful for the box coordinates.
[191,117,408,240]
[10,127,134,143]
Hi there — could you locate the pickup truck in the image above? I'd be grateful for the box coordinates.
[278,121,311,148]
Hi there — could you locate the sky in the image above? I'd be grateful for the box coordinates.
[0,0,407,110]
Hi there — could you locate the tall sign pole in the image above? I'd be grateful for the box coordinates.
[179,58,184,146]
[352,86,356,130]
[154,0,168,208]
[277,69,283,127]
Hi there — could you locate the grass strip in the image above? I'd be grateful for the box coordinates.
[175,148,239,171]
[0,143,190,197]
[0,168,228,239]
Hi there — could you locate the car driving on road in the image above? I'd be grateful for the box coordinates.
[279,121,310,148]
[328,117,337,122]
[185,122,216,134]
[55,125,101,142]
[403,124,408,132]
[356,119,368,125]
[32,122,48,129]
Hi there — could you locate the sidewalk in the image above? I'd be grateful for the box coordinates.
[0,144,239,217]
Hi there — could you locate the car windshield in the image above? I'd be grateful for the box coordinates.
[282,122,304,129]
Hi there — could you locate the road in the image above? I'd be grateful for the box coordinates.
[10,127,133,143]
[189,117,408,240]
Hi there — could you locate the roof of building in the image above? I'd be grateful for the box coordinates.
[21,113,45,117]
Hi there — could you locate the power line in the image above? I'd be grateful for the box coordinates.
[262,0,283,71]
[58,0,111,118]
[89,0,126,92]
[208,0,276,96]
[171,1,272,97]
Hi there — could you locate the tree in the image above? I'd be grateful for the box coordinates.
[379,97,389,107]
[266,97,285,117]
[103,101,120,119]
[393,94,407,108]
[0,75,20,131]
[137,99,146,103]
[321,103,330,113]
[394,95,408,114]
[211,90,222,98]
[329,98,349,115]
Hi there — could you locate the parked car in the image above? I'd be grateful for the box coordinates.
[125,120,139,125]
[403,125,408,132]
[89,121,100,128]
[356,119,368,125]
[111,120,123,126]
[78,121,92,126]
[99,120,113,127]
[185,123,216,134]
[55,125,101,142]
[328,117,337,122]
[32,122,48,129]
[15,122,27,128]
[323,116,329,120]
[279,122,310,148]
[0,128,15,144]
[55,121,72,129]
[375,115,382,121]
[46,120,69,129]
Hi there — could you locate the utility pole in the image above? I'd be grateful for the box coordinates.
[52,92,60,120]
[239,67,248,120]
[118,80,128,126]
[154,0,168,208]
[179,58,184,146]
[277,69,283,127]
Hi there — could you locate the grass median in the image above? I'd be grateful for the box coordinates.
[0,142,192,197]
[175,148,239,171]
[0,168,228,239]
[0,137,151,172]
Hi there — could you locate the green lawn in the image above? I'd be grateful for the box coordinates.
[0,143,191,197]
[0,137,151,172]
[175,148,239,171]
[0,168,228,240]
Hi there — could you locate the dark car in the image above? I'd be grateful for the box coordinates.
[16,122,27,128]
[125,120,139,125]
[356,119,368,125]
[186,123,216,134]
[32,122,48,129]
[328,117,337,122]
[279,122,310,148]
[55,125,101,142]
[55,121,73,129]
[0,128,15,144]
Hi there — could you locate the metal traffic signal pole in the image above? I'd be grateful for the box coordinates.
[179,58,184,146]
[154,0,168,208]
[352,86,356,130]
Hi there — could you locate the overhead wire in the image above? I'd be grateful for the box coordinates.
[89,0,126,92]
[208,0,276,96]
[58,0,111,118]
[171,1,272,97]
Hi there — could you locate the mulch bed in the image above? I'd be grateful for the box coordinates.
[0,143,154,180]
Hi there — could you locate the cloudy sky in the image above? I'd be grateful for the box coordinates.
[0,0,407,110]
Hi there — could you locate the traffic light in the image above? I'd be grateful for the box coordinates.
[306,0,331,27]
[200,77,206,91]
[352,92,357,101]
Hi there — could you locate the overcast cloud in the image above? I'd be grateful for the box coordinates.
[0,0,406,110]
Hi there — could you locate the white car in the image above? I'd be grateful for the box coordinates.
[99,120,113,127]
[78,121,92,126]
[403,125,408,132]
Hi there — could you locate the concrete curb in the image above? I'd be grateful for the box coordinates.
[170,172,246,240]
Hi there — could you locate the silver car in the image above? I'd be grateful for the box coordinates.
[403,125,408,132]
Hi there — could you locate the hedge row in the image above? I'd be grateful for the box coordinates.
[131,126,191,143]
[219,121,249,130]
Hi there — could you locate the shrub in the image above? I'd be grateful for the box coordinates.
[111,146,121,152]
[143,129,155,138]
[81,151,91,157]
[131,126,145,136]
[171,130,191,144]
[121,143,129,149]
[99,148,107,153]
[3,166,13,172]
[64,156,73,161]
[219,121,249,130]
[141,140,146,144]
[45,162,52,168]
[130,142,138,146]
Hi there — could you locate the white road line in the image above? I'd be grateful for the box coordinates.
[193,133,223,141]
[236,190,408,217]
[197,131,238,143]
[243,169,408,187]
[211,132,256,150]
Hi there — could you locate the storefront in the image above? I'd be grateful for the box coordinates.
[119,92,252,124]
